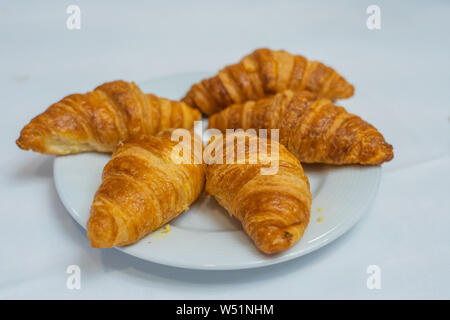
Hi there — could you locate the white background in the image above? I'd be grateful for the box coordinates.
[1,0,449,299]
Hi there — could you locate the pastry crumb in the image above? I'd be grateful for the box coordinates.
[147,241,152,244]
[161,224,171,234]
[153,224,172,239]
[317,217,323,222]
[317,208,323,213]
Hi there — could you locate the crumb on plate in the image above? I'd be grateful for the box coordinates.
[161,224,171,234]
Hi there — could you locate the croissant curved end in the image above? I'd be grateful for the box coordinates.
[87,207,118,248]
[327,76,355,100]
[379,143,394,164]
[16,128,43,153]
[255,225,305,255]
[16,137,30,151]
[17,126,98,155]
[342,83,355,99]
[360,138,394,165]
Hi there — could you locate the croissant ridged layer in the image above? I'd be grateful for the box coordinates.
[209,90,394,165]
[87,130,205,248]
[205,132,311,254]
[16,80,201,155]
[182,48,354,115]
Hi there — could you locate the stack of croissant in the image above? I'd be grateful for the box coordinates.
[17,48,393,255]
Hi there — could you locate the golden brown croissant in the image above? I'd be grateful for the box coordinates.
[209,90,394,165]
[16,80,201,155]
[205,131,311,254]
[87,129,205,248]
[182,48,354,115]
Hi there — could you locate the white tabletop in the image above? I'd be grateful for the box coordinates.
[1,0,449,299]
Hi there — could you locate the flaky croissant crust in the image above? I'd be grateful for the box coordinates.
[205,132,311,254]
[183,48,354,115]
[209,90,393,165]
[87,129,205,248]
[17,80,201,155]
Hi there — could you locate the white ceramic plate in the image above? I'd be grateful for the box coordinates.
[54,72,381,270]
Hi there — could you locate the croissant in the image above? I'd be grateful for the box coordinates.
[182,48,354,115]
[87,129,205,248]
[209,90,394,165]
[16,80,201,155]
[205,131,311,254]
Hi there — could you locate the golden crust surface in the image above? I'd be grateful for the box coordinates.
[205,132,311,254]
[182,48,354,115]
[87,129,205,248]
[16,80,201,155]
[209,90,394,165]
